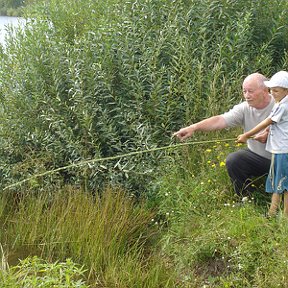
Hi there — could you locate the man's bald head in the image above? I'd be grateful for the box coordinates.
[243,73,268,89]
[242,73,271,109]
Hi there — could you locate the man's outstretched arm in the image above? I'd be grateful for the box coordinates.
[173,115,227,141]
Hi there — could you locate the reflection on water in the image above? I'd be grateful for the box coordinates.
[0,16,24,45]
[8,246,42,266]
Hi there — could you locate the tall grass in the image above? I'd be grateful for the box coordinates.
[0,186,176,287]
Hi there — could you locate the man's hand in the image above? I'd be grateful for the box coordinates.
[173,126,194,141]
[253,129,269,143]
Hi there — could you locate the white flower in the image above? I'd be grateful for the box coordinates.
[242,196,249,202]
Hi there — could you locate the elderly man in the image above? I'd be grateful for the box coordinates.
[173,73,274,196]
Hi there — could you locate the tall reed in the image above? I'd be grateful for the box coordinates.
[0,186,176,286]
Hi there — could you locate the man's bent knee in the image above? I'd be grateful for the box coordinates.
[225,151,240,174]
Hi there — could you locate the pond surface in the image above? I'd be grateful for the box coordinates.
[0,16,24,45]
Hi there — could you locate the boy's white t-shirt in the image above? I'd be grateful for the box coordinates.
[266,95,288,153]
[222,97,275,159]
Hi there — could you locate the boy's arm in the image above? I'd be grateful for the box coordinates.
[237,118,273,143]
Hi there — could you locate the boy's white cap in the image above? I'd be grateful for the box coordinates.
[264,70,288,88]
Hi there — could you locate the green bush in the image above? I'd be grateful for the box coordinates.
[0,256,89,287]
[0,0,287,194]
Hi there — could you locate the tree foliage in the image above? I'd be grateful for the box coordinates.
[0,0,287,194]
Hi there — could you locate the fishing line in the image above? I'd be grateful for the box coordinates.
[3,137,237,190]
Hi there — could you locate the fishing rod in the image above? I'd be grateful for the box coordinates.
[3,137,237,190]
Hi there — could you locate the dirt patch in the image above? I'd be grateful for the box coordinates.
[194,256,229,279]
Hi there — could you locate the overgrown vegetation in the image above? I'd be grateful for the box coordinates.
[0,0,287,286]
[0,0,287,194]
[155,139,288,287]
[1,141,288,287]
[0,256,89,287]
[0,186,175,287]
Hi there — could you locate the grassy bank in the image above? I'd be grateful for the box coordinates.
[1,134,288,287]
[156,135,288,287]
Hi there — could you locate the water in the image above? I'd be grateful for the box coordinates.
[0,16,24,45]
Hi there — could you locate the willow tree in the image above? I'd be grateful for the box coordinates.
[0,0,287,194]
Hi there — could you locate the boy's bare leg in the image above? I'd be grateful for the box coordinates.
[268,193,280,217]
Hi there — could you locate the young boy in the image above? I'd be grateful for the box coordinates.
[237,71,288,216]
